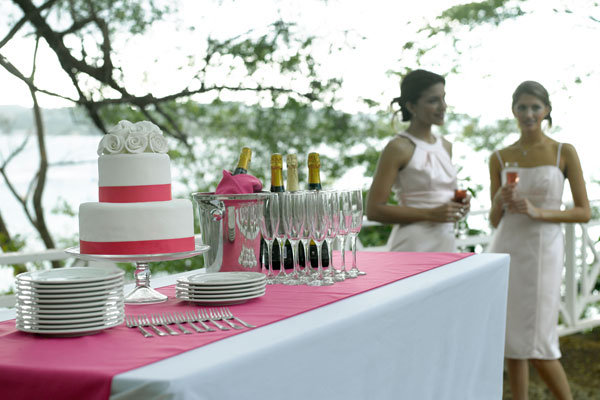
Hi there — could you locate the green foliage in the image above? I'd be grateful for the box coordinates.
[55,0,175,35]
[438,0,526,27]
[51,197,77,217]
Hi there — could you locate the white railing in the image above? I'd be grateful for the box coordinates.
[2,213,600,335]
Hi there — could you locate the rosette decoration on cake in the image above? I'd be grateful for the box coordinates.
[78,120,195,255]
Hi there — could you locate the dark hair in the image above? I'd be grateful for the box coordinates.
[391,69,445,122]
[512,81,553,128]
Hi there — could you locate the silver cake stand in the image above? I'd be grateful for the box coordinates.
[65,244,209,305]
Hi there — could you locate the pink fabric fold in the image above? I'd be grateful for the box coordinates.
[215,170,262,194]
[0,251,472,400]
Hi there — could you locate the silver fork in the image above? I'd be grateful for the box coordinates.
[141,315,167,337]
[175,312,204,333]
[221,307,256,328]
[164,313,192,334]
[186,311,215,332]
[152,314,179,335]
[198,309,229,331]
[210,308,243,329]
[125,316,153,337]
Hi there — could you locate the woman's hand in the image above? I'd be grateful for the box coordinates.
[500,183,518,207]
[430,201,467,223]
[508,197,542,219]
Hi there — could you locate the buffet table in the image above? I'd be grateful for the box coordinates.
[0,252,509,400]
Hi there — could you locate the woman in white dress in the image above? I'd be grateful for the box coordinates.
[366,69,468,252]
[487,81,590,400]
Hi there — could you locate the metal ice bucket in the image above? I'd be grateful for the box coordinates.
[192,192,268,273]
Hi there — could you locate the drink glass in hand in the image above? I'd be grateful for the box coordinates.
[453,189,467,203]
[504,162,519,184]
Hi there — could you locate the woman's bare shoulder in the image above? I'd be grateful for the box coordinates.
[380,135,415,167]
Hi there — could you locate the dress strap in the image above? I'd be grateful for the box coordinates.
[494,150,504,166]
[556,143,563,167]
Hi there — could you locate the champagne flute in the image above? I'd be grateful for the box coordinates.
[259,193,280,285]
[306,191,333,286]
[453,187,468,238]
[337,190,352,279]
[281,191,305,285]
[347,189,365,278]
[504,162,519,211]
[273,193,289,284]
[324,190,343,282]
[298,200,313,284]
[504,162,519,184]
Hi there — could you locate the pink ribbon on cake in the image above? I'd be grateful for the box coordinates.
[80,237,195,255]
[99,184,172,203]
[215,170,263,194]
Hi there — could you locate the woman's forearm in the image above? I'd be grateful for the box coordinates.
[366,203,433,224]
[489,190,504,228]
[535,206,591,224]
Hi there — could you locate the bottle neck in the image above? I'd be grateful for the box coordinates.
[287,166,299,192]
[308,167,321,190]
[233,148,251,175]
[271,167,285,192]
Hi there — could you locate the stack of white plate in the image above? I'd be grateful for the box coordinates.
[15,267,125,336]
[176,272,266,305]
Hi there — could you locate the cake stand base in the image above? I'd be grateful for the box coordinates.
[65,245,209,305]
[125,285,168,304]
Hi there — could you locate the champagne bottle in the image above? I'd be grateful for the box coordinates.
[281,154,298,269]
[307,152,329,268]
[232,147,252,175]
[286,154,300,192]
[270,154,285,270]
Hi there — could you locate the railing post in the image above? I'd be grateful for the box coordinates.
[563,223,577,328]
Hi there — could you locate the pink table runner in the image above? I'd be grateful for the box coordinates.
[0,251,472,400]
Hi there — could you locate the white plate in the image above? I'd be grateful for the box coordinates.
[16,277,124,292]
[176,288,265,300]
[180,272,266,286]
[16,286,123,299]
[17,304,123,318]
[17,314,123,329]
[16,293,123,305]
[17,311,123,325]
[176,286,265,297]
[16,267,124,285]
[175,281,265,292]
[16,316,124,336]
[16,299,124,313]
[176,291,265,305]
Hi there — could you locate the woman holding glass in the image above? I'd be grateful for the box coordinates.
[487,81,590,400]
[366,69,468,252]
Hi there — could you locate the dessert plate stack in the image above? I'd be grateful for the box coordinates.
[15,267,125,336]
[176,272,266,305]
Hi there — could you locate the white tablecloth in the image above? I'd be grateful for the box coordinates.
[107,253,509,400]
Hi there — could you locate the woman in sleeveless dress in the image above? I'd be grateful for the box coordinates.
[366,69,468,252]
[487,81,590,400]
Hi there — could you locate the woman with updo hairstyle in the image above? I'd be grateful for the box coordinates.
[487,80,590,400]
[366,69,469,252]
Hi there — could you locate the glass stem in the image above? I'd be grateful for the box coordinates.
[303,239,311,277]
[327,238,335,275]
[351,234,357,270]
[135,262,150,288]
[340,235,347,272]
[291,240,299,278]
[316,241,324,279]
[266,241,275,278]
[278,239,287,277]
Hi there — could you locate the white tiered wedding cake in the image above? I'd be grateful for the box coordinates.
[78,120,194,255]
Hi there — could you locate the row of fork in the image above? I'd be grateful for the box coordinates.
[124,308,255,338]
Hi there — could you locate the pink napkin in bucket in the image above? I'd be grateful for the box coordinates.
[215,170,262,194]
